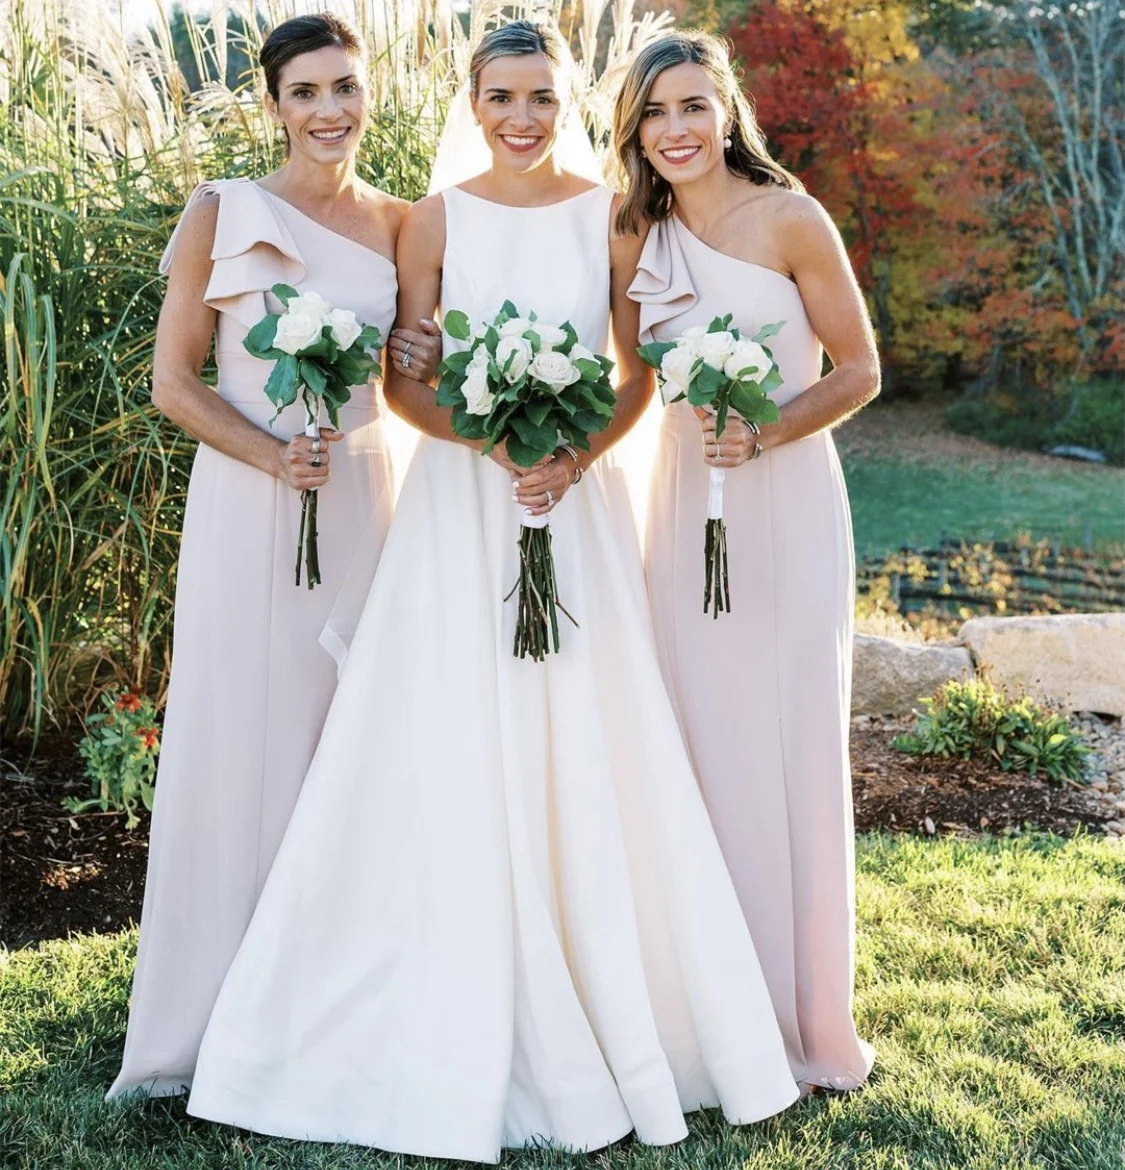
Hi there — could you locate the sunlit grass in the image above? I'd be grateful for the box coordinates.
[2,834,1122,1168]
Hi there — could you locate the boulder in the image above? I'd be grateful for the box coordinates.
[959,613,1125,717]
[852,634,973,715]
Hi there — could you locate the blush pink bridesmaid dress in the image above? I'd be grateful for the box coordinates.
[107,178,397,1099]
[630,213,875,1092]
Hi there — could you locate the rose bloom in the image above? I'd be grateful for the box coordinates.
[498,316,533,338]
[529,349,581,390]
[326,308,362,351]
[697,330,736,370]
[531,323,568,350]
[724,339,772,382]
[274,309,324,355]
[462,366,496,416]
[496,335,533,383]
[569,343,598,366]
[286,291,332,322]
[661,343,697,393]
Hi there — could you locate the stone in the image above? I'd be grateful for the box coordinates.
[959,613,1125,717]
[852,634,973,715]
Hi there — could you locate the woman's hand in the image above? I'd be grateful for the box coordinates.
[695,407,762,468]
[274,428,343,491]
[512,453,581,517]
[387,319,442,383]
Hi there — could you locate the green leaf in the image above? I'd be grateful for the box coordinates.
[715,395,730,438]
[444,309,471,341]
[264,353,299,410]
[244,313,280,356]
[440,350,473,375]
[499,299,520,320]
[271,283,299,306]
[526,399,552,427]
[299,359,327,397]
[504,433,544,469]
[708,313,733,332]
[435,370,464,408]
[509,413,557,453]
[356,324,383,351]
[752,320,786,343]
[759,367,783,395]
[636,340,676,370]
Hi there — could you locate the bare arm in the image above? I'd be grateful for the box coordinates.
[152,195,334,491]
[758,195,880,450]
[382,195,460,440]
[701,195,879,465]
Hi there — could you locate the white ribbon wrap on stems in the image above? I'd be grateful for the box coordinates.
[520,506,550,531]
[707,466,725,521]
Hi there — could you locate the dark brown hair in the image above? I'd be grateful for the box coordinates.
[612,30,804,236]
[260,13,364,102]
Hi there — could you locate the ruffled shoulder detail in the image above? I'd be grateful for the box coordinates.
[160,179,307,328]
[627,216,698,345]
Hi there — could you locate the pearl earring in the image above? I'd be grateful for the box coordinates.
[724,135,732,149]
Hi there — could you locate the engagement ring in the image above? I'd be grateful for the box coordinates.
[401,352,412,369]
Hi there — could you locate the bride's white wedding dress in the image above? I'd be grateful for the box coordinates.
[186,185,799,1162]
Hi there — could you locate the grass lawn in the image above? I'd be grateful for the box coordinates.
[834,403,1125,558]
[1,833,1122,1170]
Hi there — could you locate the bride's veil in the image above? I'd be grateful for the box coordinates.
[426,86,605,195]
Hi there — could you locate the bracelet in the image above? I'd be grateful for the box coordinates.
[748,421,761,436]
[558,444,584,485]
[748,441,763,461]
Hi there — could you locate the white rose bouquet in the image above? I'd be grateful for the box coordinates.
[436,300,617,661]
[638,314,784,617]
[244,283,384,588]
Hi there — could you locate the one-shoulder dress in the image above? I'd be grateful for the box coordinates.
[630,214,875,1091]
[107,178,398,1099]
[183,185,799,1161]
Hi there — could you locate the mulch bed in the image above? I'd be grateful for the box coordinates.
[2,735,151,950]
[2,724,1114,951]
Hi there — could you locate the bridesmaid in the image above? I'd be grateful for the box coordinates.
[617,31,879,1092]
[108,13,439,1099]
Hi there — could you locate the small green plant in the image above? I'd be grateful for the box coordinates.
[67,689,160,829]
[893,676,1091,784]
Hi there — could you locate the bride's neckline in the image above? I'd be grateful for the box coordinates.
[449,184,604,210]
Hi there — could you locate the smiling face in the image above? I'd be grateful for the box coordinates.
[639,61,729,187]
[268,44,368,163]
[471,52,567,174]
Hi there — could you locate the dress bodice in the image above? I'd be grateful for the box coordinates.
[439,185,614,357]
[161,179,398,436]
[628,215,821,415]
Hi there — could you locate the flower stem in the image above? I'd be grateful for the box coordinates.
[703,518,730,617]
[506,523,577,660]
[295,489,322,589]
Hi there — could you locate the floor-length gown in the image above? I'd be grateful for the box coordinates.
[107,179,398,1099]
[630,214,875,1091]
[184,185,799,1161]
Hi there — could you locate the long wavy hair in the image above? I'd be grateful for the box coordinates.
[612,31,803,236]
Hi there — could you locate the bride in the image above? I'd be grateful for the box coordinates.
[185,20,799,1162]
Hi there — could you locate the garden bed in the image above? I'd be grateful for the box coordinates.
[4,719,1119,950]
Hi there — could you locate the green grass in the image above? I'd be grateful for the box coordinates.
[841,455,1125,559]
[2,834,1122,1169]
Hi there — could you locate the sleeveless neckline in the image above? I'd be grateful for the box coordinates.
[256,184,396,270]
[448,184,606,211]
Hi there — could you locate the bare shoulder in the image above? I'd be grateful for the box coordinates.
[608,192,646,265]
[769,191,844,257]
[166,188,220,274]
[396,192,447,261]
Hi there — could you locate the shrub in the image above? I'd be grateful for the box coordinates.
[67,689,161,829]
[893,676,1091,784]
[945,377,1124,466]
